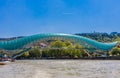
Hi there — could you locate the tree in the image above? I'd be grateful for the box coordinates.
[29,47,42,58]
[23,51,29,58]
[50,40,66,48]
[0,50,9,58]
[109,47,120,56]
[64,41,72,46]
[74,44,84,49]
[113,37,120,42]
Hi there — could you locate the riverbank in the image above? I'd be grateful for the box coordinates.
[17,56,120,60]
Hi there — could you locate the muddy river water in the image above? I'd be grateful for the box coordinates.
[0,60,120,78]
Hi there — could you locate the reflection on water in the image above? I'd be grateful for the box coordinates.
[0,60,120,78]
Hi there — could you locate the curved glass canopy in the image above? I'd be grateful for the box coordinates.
[0,33,118,51]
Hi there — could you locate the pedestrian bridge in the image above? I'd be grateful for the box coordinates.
[0,33,118,51]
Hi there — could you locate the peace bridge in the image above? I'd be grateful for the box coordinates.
[0,33,118,58]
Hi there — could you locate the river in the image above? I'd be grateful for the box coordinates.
[0,60,120,78]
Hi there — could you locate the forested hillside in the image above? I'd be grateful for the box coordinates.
[75,32,120,42]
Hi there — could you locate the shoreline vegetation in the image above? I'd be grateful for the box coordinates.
[16,40,120,60]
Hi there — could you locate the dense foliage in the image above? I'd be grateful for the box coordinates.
[76,32,120,57]
[109,47,120,56]
[17,40,89,59]
[76,32,120,42]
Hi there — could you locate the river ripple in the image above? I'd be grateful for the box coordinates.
[0,60,120,78]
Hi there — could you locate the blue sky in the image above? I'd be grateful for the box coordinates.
[0,0,120,37]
